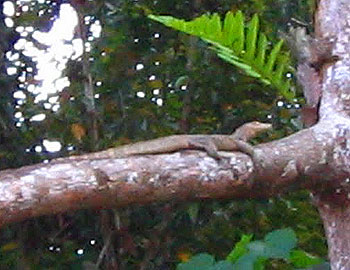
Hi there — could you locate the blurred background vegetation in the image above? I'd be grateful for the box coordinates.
[0,0,327,269]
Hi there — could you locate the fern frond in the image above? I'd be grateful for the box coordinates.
[148,12,294,99]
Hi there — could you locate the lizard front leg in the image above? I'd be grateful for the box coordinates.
[230,121,271,157]
[230,121,272,174]
[187,122,271,160]
[233,140,255,157]
[186,136,251,160]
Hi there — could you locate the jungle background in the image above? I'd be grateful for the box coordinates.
[0,0,327,269]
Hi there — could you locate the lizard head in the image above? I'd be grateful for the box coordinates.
[234,121,272,141]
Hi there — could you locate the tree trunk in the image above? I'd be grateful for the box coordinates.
[317,201,350,269]
[310,0,350,268]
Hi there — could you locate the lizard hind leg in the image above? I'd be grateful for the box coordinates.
[188,138,221,160]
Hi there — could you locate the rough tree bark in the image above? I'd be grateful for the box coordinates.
[311,1,350,269]
[1,0,350,269]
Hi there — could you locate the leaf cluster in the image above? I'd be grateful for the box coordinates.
[178,228,325,270]
[149,11,294,100]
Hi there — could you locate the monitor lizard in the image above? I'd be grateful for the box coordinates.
[55,121,271,162]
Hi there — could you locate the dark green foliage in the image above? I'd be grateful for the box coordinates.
[177,229,324,270]
[177,253,234,270]
[226,234,253,263]
[289,250,323,268]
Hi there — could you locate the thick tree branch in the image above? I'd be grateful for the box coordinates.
[0,121,338,227]
[0,151,255,227]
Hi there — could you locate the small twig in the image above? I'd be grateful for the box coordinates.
[96,230,113,269]
[290,17,308,27]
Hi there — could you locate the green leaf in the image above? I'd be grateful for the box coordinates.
[232,228,297,269]
[245,14,259,60]
[255,33,268,67]
[247,240,287,259]
[207,13,222,40]
[233,252,259,270]
[222,12,235,46]
[265,40,283,74]
[263,228,297,259]
[274,58,287,82]
[247,241,271,257]
[226,234,253,263]
[177,253,215,270]
[254,257,267,270]
[212,261,235,270]
[289,250,323,268]
[233,11,245,54]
